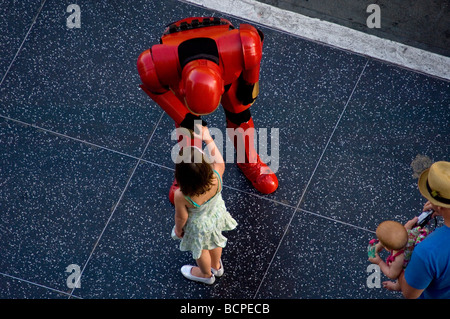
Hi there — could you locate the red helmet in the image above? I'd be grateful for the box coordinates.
[181,59,224,115]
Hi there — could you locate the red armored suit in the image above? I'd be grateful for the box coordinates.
[137,17,278,203]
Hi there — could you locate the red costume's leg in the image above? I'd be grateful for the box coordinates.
[222,81,278,194]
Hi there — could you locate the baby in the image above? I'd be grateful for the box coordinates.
[368,217,430,291]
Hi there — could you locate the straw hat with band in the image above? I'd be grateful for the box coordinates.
[418,161,450,209]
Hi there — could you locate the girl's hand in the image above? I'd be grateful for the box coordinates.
[193,124,213,143]
[175,227,184,239]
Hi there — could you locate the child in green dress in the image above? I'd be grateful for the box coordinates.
[172,125,237,285]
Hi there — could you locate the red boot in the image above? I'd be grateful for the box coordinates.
[227,118,278,194]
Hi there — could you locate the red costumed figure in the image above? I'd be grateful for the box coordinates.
[137,17,278,203]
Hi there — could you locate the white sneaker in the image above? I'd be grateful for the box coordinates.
[211,259,224,277]
[181,265,215,285]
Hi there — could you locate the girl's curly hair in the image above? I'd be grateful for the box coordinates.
[175,147,214,197]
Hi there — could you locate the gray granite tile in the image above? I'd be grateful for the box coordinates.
[300,60,450,231]
[256,209,402,299]
[77,162,293,298]
[0,118,137,297]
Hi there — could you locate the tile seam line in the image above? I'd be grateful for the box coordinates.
[0,114,142,161]
[252,60,369,299]
[0,113,177,172]
[298,208,376,234]
[0,271,81,299]
[205,185,376,234]
[0,0,47,88]
[67,110,165,298]
[294,59,369,211]
[0,113,181,173]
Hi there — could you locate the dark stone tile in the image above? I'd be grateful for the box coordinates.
[0,118,137,296]
[0,0,42,77]
[77,162,293,298]
[300,60,450,231]
[0,0,211,157]
[256,209,401,299]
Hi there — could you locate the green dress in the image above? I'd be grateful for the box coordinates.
[172,170,237,260]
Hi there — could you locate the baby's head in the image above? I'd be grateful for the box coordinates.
[376,220,408,251]
[175,146,214,197]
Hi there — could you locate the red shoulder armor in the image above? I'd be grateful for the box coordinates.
[239,24,263,71]
[137,45,180,93]
[137,49,166,94]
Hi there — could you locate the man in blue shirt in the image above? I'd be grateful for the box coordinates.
[398,161,450,299]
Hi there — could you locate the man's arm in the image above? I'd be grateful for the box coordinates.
[398,271,425,299]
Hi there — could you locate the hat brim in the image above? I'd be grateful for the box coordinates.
[418,168,450,208]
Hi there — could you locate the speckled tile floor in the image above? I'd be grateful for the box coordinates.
[1,0,449,299]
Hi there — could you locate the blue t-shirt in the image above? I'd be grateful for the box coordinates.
[404,225,450,299]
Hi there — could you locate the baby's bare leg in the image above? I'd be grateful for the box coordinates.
[383,280,401,291]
